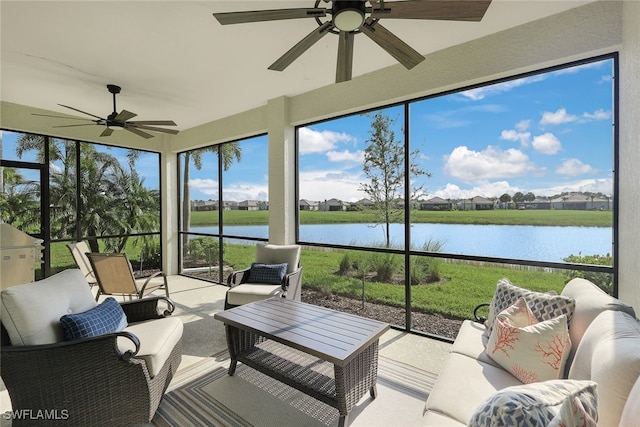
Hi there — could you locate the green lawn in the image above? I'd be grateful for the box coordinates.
[190,209,612,227]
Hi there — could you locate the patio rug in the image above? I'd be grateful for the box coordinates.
[152,350,438,427]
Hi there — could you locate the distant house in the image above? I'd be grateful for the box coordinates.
[550,193,610,210]
[319,198,347,211]
[420,197,452,211]
[531,197,551,210]
[299,199,319,211]
[354,198,375,209]
[238,200,261,211]
[191,199,218,211]
[459,196,494,210]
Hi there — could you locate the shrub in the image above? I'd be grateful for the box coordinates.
[338,252,352,275]
[188,237,223,264]
[367,252,398,282]
[562,252,613,294]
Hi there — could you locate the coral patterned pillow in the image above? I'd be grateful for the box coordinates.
[487,299,572,384]
[548,394,599,427]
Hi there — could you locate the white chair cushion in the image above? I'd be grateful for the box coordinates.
[255,243,300,274]
[226,284,282,306]
[118,316,183,378]
[0,269,96,345]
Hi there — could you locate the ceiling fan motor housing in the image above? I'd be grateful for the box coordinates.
[332,1,366,31]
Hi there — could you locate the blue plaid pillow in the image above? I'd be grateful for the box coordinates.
[248,263,288,285]
[60,297,128,340]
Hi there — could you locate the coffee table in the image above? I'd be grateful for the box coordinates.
[214,298,390,427]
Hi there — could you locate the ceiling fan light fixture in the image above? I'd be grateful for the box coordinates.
[332,1,366,32]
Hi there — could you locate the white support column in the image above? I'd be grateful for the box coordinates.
[618,1,640,312]
[161,150,179,275]
[267,96,296,245]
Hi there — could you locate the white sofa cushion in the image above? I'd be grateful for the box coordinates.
[561,277,636,367]
[425,353,522,424]
[226,284,282,306]
[450,320,500,368]
[619,376,640,427]
[568,310,640,427]
[0,269,96,345]
[118,316,183,378]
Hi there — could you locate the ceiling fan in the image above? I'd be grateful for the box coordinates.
[33,84,179,139]
[213,0,492,83]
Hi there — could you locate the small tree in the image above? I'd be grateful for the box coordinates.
[359,112,430,247]
[499,193,512,209]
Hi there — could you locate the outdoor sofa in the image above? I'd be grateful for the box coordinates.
[0,269,183,426]
[422,277,640,426]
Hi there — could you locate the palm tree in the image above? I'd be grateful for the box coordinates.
[181,143,242,249]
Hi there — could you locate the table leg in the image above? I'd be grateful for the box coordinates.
[370,384,378,399]
[228,359,237,376]
[338,414,349,427]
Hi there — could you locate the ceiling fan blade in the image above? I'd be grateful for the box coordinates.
[125,126,154,139]
[51,123,97,128]
[32,113,93,121]
[336,31,355,83]
[100,128,114,137]
[213,8,326,25]
[361,18,425,70]
[269,21,333,72]
[58,104,104,120]
[128,120,177,126]
[114,110,137,122]
[371,0,492,22]
[129,124,179,135]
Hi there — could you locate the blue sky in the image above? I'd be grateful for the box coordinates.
[297,58,614,203]
[2,58,614,205]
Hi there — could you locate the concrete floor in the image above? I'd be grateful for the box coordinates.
[0,275,452,416]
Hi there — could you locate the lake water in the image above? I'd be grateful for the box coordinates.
[190,223,612,263]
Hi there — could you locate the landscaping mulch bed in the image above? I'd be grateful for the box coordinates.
[301,289,463,340]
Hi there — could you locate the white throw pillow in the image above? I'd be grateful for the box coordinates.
[468,380,597,427]
[487,298,571,384]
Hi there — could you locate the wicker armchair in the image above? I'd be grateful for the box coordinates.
[225,243,302,309]
[0,269,182,426]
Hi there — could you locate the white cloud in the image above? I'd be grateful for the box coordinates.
[298,127,355,155]
[540,108,578,126]
[189,178,218,197]
[515,120,531,132]
[532,133,562,154]
[555,158,596,176]
[460,75,547,100]
[326,149,364,163]
[500,129,531,147]
[443,145,540,182]
[431,181,521,200]
[583,109,611,120]
[298,169,365,203]
[531,178,613,197]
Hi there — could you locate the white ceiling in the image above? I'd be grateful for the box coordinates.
[1,1,593,133]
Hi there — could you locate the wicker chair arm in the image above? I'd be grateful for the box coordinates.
[473,302,491,323]
[1,330,140,360]
[120,296,175,322]
[227,268,251,288]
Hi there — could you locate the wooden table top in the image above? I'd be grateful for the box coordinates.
[214,298,390,366]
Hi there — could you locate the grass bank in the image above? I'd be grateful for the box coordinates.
[189,209,612,227]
